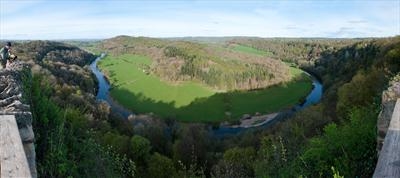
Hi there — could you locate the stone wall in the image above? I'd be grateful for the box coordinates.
[377,75,400,154]
[0,62,37,178]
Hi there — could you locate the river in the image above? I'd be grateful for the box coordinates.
[90,54,323,136]
[90,53,132,118]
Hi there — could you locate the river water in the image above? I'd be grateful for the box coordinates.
[90,54,132,118]
[90,54,323,135]
[296,72,323,109]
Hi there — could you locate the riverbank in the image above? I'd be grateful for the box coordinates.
[90,54,133,118]
[225,112,279,128]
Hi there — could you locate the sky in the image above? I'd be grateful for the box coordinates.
[0,0,399,39]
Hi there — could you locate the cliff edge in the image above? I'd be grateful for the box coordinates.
[377,75,400,154]
[0,62,37,178]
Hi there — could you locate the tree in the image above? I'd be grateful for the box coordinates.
[102,132,130,155]
[299,106,377,177]
[337,69,385,117]
[130,135,152,163]
[148,153,177,178]
[254,136,288,177]
[213,147,256,178]
[173,124,209,175]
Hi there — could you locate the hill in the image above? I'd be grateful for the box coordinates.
[95,36,312,121]
[99,36,293,91]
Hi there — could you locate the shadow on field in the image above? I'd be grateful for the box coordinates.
[110,78,312,122]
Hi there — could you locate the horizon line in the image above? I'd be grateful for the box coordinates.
[1,34,399,41]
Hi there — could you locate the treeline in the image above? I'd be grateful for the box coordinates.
[14,40,95,65]
[231,38,363,67]
[99,36,291,90]
[13,41,98,107]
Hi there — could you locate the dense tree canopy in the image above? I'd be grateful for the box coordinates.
[18,36,400,177]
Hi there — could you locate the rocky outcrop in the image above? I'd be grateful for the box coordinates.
[377,75,400,154]
[0,62,37,178]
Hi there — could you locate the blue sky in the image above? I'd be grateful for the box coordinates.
[1,0,399,39]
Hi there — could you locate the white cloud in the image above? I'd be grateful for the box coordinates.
[0,0,399,39]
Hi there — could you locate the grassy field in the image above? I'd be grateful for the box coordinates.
[232,44,273,56]
[99,54,312,122]
[99,54,216,107]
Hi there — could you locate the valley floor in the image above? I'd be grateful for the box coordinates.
[98,54,312,122]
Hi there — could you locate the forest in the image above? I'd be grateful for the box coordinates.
[99,36,292,91]
[11,36,400,177]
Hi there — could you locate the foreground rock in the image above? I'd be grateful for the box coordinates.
[0,62,37,178]
[377,75,400,154]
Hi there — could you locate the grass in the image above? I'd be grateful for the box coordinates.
[232,44,273,56]
[99,54,312,122]
[289,66,304,77]
[99,54,215,108]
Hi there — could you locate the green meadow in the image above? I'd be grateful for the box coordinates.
[99,54,312,122]
[99,54,215,108]
[232,44,273,56]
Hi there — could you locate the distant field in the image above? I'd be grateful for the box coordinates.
[99,54,312,122]
[232,44,273,56]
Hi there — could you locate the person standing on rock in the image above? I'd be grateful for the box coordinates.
[0,42,13,69]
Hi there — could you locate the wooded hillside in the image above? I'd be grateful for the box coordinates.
[99,36,292,90]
